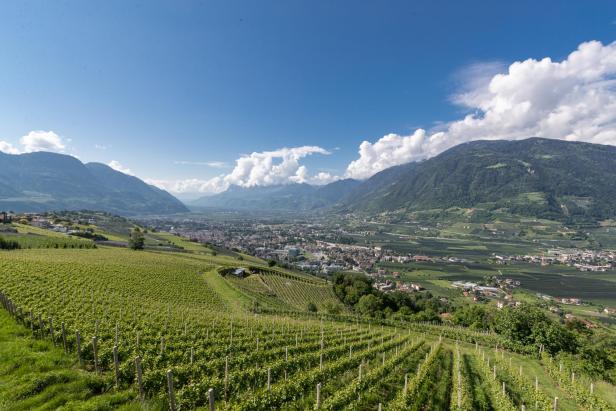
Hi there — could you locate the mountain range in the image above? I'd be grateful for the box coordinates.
[190,179,361,211]
[3,137,616,221]
[0,151,188,215]
[193,138,616,222]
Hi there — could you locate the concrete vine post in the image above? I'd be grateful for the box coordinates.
[113,345,120,388]
[92,336,99,374]
[167,370,177,411]
[135,356,144,400]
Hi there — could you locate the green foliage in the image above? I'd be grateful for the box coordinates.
[0,235,20,250]
[332,272,445,319]
[128,228,145,250]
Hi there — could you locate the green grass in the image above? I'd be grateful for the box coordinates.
[0,309,159,410]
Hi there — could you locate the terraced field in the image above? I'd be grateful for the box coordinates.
[1,245,615,410]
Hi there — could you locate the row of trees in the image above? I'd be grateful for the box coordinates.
[331,272,446,321]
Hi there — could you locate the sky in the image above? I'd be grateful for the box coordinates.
[1,1,616,199]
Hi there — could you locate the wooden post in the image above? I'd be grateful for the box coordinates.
[267,368,271,390]
[225,356,229,401]
[113,345,120,387]
[208,388,215,411]
[61,322,67,353]
[404,374,408,395]
[457,370,462,408]
[167,370,176,411]
[502,381,506,395]
[135,356,144,400]
[76,330,83,367]
[316,383,322,409]
[92,336,99,374]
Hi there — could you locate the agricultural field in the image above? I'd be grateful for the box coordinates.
[1,240,615,409]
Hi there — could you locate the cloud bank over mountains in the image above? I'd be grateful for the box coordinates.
[4,40,616,194]
[345,40,616,179]
[147,146,338,194]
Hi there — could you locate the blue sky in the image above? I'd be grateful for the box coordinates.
[1,1,616,198]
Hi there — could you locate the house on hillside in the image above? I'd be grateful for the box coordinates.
[232,268,248,278]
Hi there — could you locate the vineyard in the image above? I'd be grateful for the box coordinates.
[1,246,615,410]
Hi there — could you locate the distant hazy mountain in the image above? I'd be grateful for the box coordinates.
[0,151,188,215]
[191,179,361,211]
[339,137,616,221]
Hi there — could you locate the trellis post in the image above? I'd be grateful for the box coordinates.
[92,336,99,374]
[135,356,144,400]
[167,370,176,411]
[113,345,120,388]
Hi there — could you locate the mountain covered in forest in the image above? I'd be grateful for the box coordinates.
[191,179,361,211]
[339,137,616,221]
[0,151,188,215]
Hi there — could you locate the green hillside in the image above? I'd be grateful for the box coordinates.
[0,233,615,409]
[0,151,188,215]
[341,138,616,222]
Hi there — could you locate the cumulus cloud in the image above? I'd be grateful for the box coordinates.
[346,40,616,179]
[108,160,134,176]
[0,130,67,155]
[150,146,333,194]
[0,141,20,154]
[20,130,66,153]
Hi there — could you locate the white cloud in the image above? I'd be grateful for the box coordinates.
[174,160,228,168]
[346,40,616,179]
[0,141,20,154]
[108,160,134,176]
[94,144,108,150]
[150,146,332,194]
[20,130,66,153]
[146,177,227,194]
[0,130,67,155]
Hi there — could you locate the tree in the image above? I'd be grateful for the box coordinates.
[307,302,318,313]
[128,228,145,250]
[356,294,383,317]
